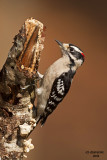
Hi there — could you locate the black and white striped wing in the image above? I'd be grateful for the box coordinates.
[47,72,71,108]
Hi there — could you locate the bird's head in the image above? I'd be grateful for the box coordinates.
[55,40,85,68]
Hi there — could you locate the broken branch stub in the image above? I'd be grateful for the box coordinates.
[0,18,45,159]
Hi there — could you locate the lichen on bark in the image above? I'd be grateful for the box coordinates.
[0,17,45,160]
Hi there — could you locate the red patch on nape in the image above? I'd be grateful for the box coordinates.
[81,52,85,58]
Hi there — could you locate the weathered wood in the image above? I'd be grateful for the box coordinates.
[0,17,45,160]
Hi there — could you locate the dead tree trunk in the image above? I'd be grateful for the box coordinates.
[0,17,45,160]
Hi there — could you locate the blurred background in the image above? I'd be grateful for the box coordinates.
[0,0,107,160]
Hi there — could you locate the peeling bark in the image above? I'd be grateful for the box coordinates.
[0,17,46,160]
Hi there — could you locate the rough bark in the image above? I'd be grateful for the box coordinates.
[0,17,45,160]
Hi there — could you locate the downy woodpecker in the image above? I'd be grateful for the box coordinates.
[36,40,84,126]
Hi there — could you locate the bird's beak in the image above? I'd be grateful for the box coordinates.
[55,40,63,47]
[55,40,69,51]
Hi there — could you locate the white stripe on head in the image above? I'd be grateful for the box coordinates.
[72,46,82,53]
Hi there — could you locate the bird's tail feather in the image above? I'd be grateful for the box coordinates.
[40,115,48,127]
[33,106,48,127]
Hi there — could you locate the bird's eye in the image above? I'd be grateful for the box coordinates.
[70,47,74,52]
